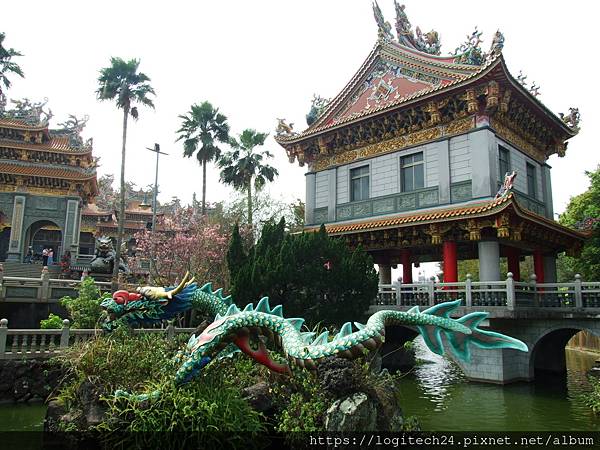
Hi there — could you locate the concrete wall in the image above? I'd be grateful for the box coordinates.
[495,137,544,201]
[315,171,329,208]
[305,126,555,223]
[449,134,471,183]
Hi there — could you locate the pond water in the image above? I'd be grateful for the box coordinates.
[0,342,598,433]
[398,337,600,431]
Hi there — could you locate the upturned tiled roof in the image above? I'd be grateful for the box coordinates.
[307,193,586,240]
[0,161,96,180]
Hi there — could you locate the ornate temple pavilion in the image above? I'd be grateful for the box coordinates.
[275,2,586,284]
[0,98,98,262]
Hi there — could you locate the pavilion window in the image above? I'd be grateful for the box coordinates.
[499,146,511,179]
[400,152,424,192]
[350,165,370,202]
[526,162,536,197]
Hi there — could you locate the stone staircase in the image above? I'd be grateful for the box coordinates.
[0,261,62,278]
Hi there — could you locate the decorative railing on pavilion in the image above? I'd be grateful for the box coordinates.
[375,273,600,310]
[0,318,194,360]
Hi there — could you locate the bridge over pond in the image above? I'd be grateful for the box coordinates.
[373,273,600,383]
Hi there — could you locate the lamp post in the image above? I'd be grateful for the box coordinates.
[145,143,168,232]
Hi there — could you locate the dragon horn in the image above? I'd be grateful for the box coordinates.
[185,276,196,287]
[166,272,190,299]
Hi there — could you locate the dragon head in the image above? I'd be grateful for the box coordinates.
[101,272,196,331]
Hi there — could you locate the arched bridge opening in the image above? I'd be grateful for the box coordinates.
[380,325,419,372]
[530,327,597,376]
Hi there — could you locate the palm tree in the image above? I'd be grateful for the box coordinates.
[219,129,279,226]
[96,57,155,282]
[176,102,229,215]
[0,32,24,99]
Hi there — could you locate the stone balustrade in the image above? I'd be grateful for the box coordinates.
[375,273,600,312]
[0,318,195,360]
[0,263,112,303]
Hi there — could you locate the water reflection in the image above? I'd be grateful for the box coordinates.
[398,337,600,431]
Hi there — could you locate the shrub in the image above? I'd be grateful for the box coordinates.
[59,276,109,328]
[228,218,378,327]
[40,313,64,329]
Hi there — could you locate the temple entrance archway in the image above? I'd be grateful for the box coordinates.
[25,220,62,263]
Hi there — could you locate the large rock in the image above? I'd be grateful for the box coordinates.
[316,357,360,398]
[325,392,377,432]
[242,381,273,413]
[79,380,107,427]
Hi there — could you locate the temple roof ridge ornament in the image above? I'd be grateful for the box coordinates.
[451,28,506,66]
[0,97,53,127]
[559,107,581,131]
[275,118,297,139]
[373,1,395,42]
[306,94,331,126]
[52,114,93,149]
[394,1,441,55]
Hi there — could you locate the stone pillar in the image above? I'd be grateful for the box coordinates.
[443,241,458,283]
[543,255,557,283]
[478,239,501,281]
[506,246,521,281]
[7,195,26,261]
[305,173,316,225]
[533,250,545,284]
[378,264,392,285]
[400,249,412,284]
[62,199,79,259]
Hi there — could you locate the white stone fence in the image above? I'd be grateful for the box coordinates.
[0,318,195,360]
[0,266,112,302]
[376,273,600,310]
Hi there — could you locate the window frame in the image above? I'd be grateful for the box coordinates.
[400,151,425,192]
[498,146,511,180]
[526,162,536,198]
[349,164,370,202]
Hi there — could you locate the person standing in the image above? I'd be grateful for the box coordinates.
[48,248,54,266]
[24,247,33,264]
[42,248,49,266]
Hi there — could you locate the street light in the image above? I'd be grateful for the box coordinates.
[145,143,168,232]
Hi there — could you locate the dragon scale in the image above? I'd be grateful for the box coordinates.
[102,274,529,389]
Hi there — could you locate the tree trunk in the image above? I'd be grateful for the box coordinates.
[201,159,207,215]
[112,106,129,288]
[247,180,253,227]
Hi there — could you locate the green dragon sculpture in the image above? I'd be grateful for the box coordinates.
[102,273,529,389]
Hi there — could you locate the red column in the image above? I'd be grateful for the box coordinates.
[506,247,521,281]
[533,250,545,284]
[443,241,458,283]
[400,249,412,284]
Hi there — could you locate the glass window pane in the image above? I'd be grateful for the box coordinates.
[403,167,413,191]
[351,178,360,201]
[414,153,423,162]
[414,164,424,189]
[361,176,369,200]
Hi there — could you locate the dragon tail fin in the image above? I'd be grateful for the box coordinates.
[444,311,528,362]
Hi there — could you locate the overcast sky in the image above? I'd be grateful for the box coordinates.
[2,0,598,216]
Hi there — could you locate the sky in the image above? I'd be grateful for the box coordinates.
[2,0,599,218]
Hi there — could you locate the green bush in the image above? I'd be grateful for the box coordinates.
[59,276,109,328]
[584,376,600,414]
[228,218,378,327]
[100,377,265,449]
[40,313,64,329]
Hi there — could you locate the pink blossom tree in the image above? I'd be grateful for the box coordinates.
[131,206,232,289]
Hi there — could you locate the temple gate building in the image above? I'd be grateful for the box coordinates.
[276,2,586,284]
[0,98,98,263]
